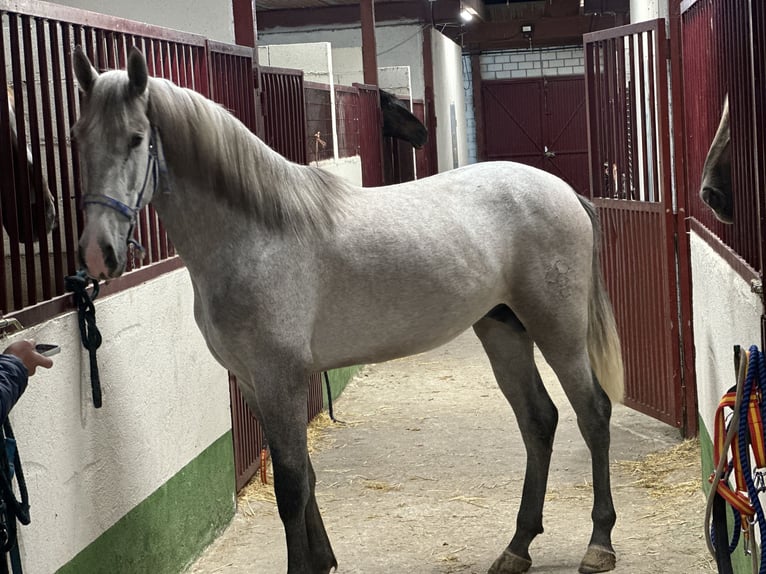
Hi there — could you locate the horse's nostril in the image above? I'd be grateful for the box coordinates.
[102,242,118,273]
[701,187,722,209]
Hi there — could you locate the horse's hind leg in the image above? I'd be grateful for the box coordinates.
[473,315,559,574]
[240,373,336,574]
[527,319,616,574]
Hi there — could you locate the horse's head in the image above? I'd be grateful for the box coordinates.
[73,46,155,280]
[380,90,428,149]
[1,85,57,241]
[700,96,732,223]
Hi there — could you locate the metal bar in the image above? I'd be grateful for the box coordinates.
[0,14,13,312]
[37,18,63,296]
[9,14,34,308]
[67,25,86,243]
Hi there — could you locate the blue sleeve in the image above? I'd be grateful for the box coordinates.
[0,355,28,424]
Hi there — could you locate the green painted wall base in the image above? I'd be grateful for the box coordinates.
[323,366,362,409]
[57,432,235,574]
[700,417,753,574]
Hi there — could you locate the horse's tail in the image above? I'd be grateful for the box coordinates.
[577,195,625,404]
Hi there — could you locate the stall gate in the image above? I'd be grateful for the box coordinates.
[584,19,696,436]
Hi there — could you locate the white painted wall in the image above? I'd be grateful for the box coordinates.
[379,66,412,99]
[5,269,230,573]
[317,156,363,186]
[630,0,669,22]
[51,0,235,44]
[431,29,468,171]
[259,43,334,85]
[259,22,426,100]
[690,234,762,436]
[332,47,364,87]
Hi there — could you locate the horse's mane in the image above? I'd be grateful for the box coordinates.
[146,77,352,238]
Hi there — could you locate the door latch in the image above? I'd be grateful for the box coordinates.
[544,145,556,159]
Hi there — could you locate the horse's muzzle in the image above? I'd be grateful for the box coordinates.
[701,186,733,224]
[78,238,124,280]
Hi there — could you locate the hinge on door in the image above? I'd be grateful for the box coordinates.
[752,278,763,296]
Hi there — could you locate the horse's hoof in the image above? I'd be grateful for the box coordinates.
[487,549,532,574]
[578,545,616,573]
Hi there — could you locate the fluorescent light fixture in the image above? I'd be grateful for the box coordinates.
[460,4,479,22]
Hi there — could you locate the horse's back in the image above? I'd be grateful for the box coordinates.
[310,161,593,369]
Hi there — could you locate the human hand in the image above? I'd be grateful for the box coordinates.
[3,339,54,376]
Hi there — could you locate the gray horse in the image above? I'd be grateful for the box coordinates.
[72,46,623,574]
[700,96,732,223]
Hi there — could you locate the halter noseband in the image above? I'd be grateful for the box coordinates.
[81,126,167,254]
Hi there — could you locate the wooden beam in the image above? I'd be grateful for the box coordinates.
[460,13,626,52]
[422,25,438,175]
[360,0,378,86]
[470,53,485,162]
[256,1,465,31]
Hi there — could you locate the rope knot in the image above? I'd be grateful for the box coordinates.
[65,270,103,408]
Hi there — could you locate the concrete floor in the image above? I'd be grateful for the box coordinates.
[189,330,712,574]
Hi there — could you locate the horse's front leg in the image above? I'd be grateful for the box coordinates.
[242,366,336,574]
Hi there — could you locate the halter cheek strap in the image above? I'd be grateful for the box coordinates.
[81,125,168,254]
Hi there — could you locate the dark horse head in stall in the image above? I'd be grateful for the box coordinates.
[1,85,57,241]
[700,96,732,223]
[379,89,428,149]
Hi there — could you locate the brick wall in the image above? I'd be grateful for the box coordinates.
[479,46,584,80]
[463,55,477,164]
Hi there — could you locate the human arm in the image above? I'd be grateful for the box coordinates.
[0,340,53,423]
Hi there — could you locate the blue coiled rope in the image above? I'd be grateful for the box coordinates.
[738,345,766,574]
[737,345,766,574]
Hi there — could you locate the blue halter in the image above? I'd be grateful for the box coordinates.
[81,126,167,254]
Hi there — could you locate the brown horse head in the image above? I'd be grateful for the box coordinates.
[380,90,428,149]
[1,85,57,242]
[700,96,732,223]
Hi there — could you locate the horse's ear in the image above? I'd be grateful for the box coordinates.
[73,46,98,94]
[127,47,148,97]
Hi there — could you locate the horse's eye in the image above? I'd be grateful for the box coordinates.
[129,134,143,149]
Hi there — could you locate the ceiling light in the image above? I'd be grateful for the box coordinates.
[460,5,479,22]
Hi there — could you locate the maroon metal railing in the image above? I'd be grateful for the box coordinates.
[585,20,689,430]
[304,81,334,164]
[208,41,257,133]
[260,66,307,165]
[335,84,360,159]
[0,1,212,319]
[585,20,667,203]
[681,0,762,273]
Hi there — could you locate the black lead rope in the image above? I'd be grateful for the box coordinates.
[65,270,103,408]
[0,421,30,574]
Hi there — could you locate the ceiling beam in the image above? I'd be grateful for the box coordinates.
[255,1,466,31]
[459,12,627,52]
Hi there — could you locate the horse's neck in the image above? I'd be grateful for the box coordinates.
[149,168,270,285]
